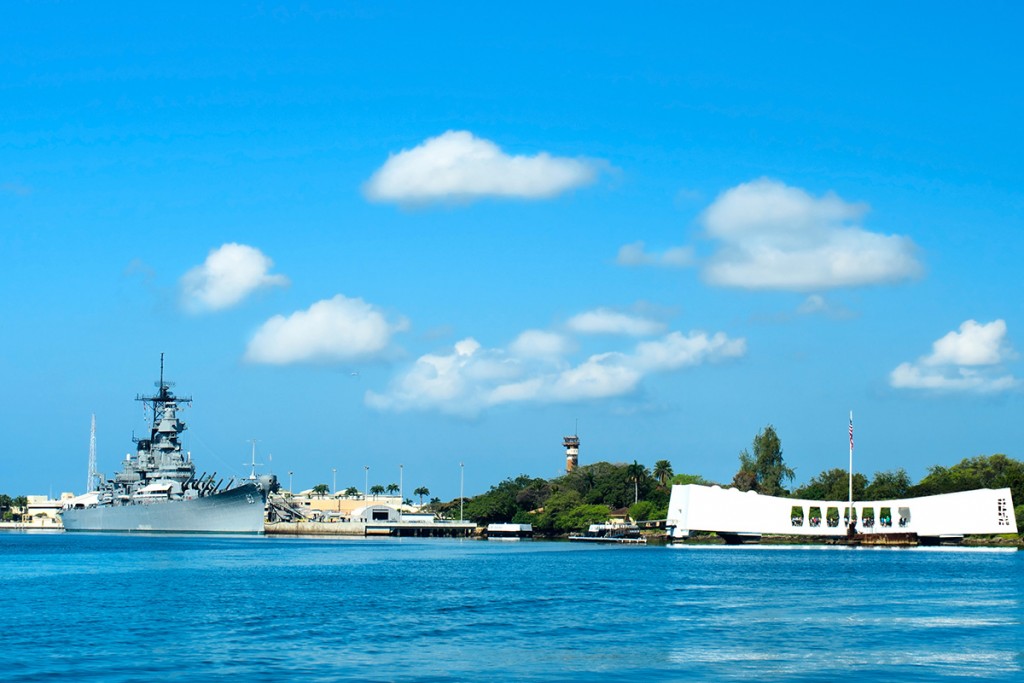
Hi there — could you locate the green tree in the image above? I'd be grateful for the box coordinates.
[386,483,399,496]
[463,475,544,524]
[515,480,551,512]
[413,486,430,505]
[626,460,647,504]
[653,460,674,487]
[733,425,794,496]
[344,486,359,497]
[732,453,758,491]
[628,500,662,522]
[557,461,651,509]
[311,483,329,498]
[792,468,867,501]
[11,496,27,522]
[555,504,611,532]
[529,489,583,532]
[911,454,1024,505]
[670,473,712,486]
[369,484,385,500]
[865,469,912,500]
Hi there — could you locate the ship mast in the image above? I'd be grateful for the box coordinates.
[135,353,191,422]
[246,438,263,480]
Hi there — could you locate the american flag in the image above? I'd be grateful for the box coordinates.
[849,416,854,450]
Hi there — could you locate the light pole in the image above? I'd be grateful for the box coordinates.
[332,468,337,496]
[399,464,404,521]
[288,471,293,495]
[460,461,464,522]
[364,465,369,500]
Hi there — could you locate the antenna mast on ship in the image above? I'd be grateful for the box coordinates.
[136,353,190,417]
[246,439,263,480]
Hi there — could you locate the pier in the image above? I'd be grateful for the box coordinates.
[265,519,475,537]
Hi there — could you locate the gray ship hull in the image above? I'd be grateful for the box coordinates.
[61,483,265,534]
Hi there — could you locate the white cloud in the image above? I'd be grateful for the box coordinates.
[362,130,601,204]
[797,294,829,315]
[180,243,289,313]
[795,294,854,319]
[245,295,408,365]
[924,319,1013,367]
[366,327,745,416]
[566,308,666,337]
[365,337,520,415]
[700,178,922,291]
[509,330,573,359]
[890,319,1019,393]
[616,241,694,268]
[633,331,746,372]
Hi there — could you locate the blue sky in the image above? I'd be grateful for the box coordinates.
[3,3,1023,500]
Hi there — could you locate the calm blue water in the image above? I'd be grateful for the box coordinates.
[1,534,1021,682]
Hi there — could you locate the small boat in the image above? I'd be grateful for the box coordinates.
[486,523,533,539]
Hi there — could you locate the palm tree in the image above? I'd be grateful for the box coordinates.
[386,483,399,496]
[369,484,385,500]
[312,483,329,498]
[653,459,674,487]
[626,460,646,504]
[413,486,430,505]
[344,486,359,497]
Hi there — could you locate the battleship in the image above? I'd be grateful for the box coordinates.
[60,356,277,533]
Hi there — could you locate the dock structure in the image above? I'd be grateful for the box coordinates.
[667,484,1018,545]
[266,519,475,537]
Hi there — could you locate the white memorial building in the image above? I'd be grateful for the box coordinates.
[667,484,1017,544]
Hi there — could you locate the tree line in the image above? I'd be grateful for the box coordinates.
[305,483,433,506]
[442,458,685,534]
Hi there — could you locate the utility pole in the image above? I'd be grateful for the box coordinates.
[460,461,464,522]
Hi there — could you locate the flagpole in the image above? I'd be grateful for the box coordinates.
[848,410,854,530]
